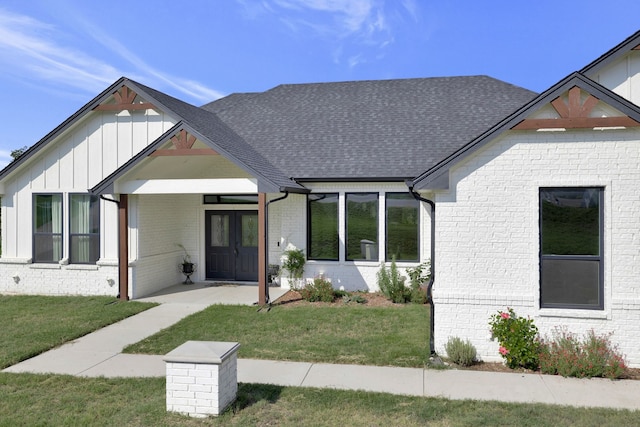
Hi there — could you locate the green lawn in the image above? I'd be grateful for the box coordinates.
[1,295,639,426]
[125,303,429,367]
[0,295,155,369]
[1,374,638,426]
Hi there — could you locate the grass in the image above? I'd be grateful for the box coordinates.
[1,295,639,425]
[1,374,639,426]
[0,295,155,369]
[124,304,429,367]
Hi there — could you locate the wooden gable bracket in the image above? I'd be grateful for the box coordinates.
[150,129,219,156]
[94,86,158,111]
[513,86,640,130]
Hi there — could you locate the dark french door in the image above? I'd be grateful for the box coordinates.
[205,211,259,281]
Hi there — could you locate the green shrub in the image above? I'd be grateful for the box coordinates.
[299,278,335,303]
[376,259,410,303]
[489,308,540,370]
[445,336,477,366]
[406,261,431,288]
[539,327,628,379]
[341,293,367,304]
[406,261,430,304]
[281,244,305,285]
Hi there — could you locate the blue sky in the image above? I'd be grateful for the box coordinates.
[1,0,639,168]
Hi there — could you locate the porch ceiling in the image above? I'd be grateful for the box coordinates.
[122,145,252,180]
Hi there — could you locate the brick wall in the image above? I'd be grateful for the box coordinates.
[432,129,640,367]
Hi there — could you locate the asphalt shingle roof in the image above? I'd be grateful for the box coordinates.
[202,76,537,181]
[127,79,306,192]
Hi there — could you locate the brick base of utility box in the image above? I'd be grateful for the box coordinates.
[164,341,240,418]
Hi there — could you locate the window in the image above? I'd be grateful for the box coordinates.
[539,187,603,309]
[70,194,100,264]
[346,193,378,261]
[33,194,63,263]
[307,193,339,260]
[386,193,419,261]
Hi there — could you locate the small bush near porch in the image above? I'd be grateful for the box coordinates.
[125,302,430,367]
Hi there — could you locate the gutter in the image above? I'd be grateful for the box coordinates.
[407,185,437,359]
[100,195,128,300]
[261,192,289,309]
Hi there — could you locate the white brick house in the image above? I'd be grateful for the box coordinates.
[410,33,640,366]
[2,30,640,366]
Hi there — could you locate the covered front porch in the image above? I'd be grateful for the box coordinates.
[90,121,308,304]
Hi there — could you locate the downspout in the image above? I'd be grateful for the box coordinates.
[408,186,437,359]
[262,191,289,308]
[100,195,128,300]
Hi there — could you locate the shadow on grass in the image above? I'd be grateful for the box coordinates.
[228,383,284,413]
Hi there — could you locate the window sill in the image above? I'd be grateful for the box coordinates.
[538,308,608,320]
[29,263,62,270]
[65,264,99,271]
[0,258,32,264]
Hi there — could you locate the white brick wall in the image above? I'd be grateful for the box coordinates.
[165,342,239,418]
[432,129,640,367]
[0,261,119,296]
[132,194,200,298]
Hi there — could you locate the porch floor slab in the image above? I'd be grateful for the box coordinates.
[136,282,287,305]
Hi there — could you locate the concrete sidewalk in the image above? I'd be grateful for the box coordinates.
[3,288,640,411]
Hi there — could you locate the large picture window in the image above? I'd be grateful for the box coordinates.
[70,194,100,264]
[307,193,339,260]
[539,187,603,309]
[386,193,419,261]
[346,193,378,261]
[33,194,63,263]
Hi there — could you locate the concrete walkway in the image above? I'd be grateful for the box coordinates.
[3,284,640,411]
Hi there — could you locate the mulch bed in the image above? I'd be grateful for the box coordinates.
[272,290,402,308]
[271,290,640,380]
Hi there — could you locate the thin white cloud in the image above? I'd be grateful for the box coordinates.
[271,0,385,38]
[242,0,419,69]
[0,8,118,92]
[0,8,224,104]
[401,0,420,22]
[74,20,225,103]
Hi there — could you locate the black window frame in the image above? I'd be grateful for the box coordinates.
[385,192,420,262]
[345,192,379,262]
[307,193,339,261]
[33,193,63,264]
[69,193,100,265]
[539,187,604,310]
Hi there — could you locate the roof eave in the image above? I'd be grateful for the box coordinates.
[411,72,640,191]
[581,30,640,75]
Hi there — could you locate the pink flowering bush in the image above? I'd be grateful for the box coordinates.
[539,327,628,379]
[489,308,540,370]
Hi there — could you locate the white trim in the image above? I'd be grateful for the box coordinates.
[115,178,258,194]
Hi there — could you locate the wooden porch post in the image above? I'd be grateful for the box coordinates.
[118,194,129,301]
[258,193,267,305]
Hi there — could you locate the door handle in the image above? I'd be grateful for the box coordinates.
[234,247,239,257]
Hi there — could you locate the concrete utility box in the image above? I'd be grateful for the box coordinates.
[164,341,241,418]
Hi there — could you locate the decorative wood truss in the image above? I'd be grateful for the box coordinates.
[150,129,219,156]
[94,86,157,111]
[512,86,640,130]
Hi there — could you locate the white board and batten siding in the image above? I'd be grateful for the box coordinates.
[588,50,640,106]
[0,108,176,296]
